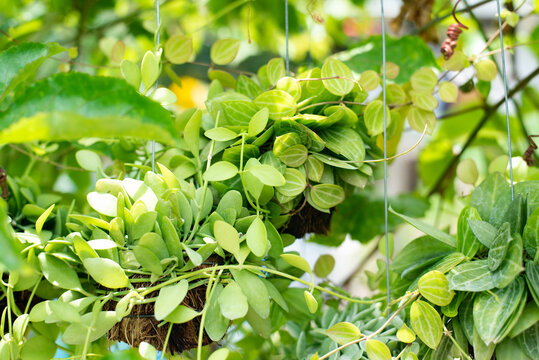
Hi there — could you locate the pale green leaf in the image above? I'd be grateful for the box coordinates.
[155,280,189,320]
[321,58,355,96]
[203,161,238,182]
[165,34,193,64]
[325,322,362,345]
[218,281,248,320]
[210,39,240,65]
[254,90,297,120]
[410,300,443,349]
[83,258,129,289]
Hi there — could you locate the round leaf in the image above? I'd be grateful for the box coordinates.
[444,51,469,71]
[310,184,345,209]
[411,68,437,92]
[267,58,285,85]
[407,106,436,134]
[210,39,240,65]
[155,280,189,320]
[151,88,177,106]
[359,70,380,91]
[20,335,57,360]
[165,34,193,64]
[276,77,301,101]
[204,161,239,182]
[325,322,362,345]
[246,217,268,257]
[314,254,335,278]
[38,253,81,291]
[218,281,248,320]
[83,258,129,289]
[62,311,118,345]
[248,164,286,187]
[141,50,159,90]
[213,220,240,260]
[321,58,355,96]
[397,324,416,343]
[410,300,443,350]
[76,150,102,172]
[87,192,117,217]
[120,59,141,88]
[248,108,269,137]
[278,144,308,167]
[411,91,438,111]
[254,90,297,120]
[165,305,200,324]
[457,158,479,185]
[209,348,230,360]
[418,270,455,306]
[364,100,391,136]
[365,339,392,360]
[276,168,306,197]
[475,60,497,81]
[439,81,458,103]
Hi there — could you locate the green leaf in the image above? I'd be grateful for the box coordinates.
[471,173,512,228]
[509,302,539,338]
[205,127,238,141]
[457,206,482,258]
[48,301,81,323]
[165,34,193,64]
[457,159,479,185]
[306,156,324,182]
[0,73,176,144]
[141,51,159,90]
[418,270,455,306]
[248,164,286,187]
[468,220,497,248]
[439,81,458,103]
[231,269,270,319]
[359,70,380,91]
[204,283,229,341]
[218,281,248,320]
[203,161,238,182]
[518,323,539,359]
[267,58,285,85]
[475,60,497,82]
[87,192,117,217]
[209,348,230,360]
[364,100,391,136]
[526,261,539,306]
[210,39,240,65]
[0,42,66,100]
[248,108,269,137]
[35,204,55,236]
[392,236,454,278]
[304,291,318,313]
[38,253,81,291]
[254,90,296,120]
[281,253,312,274]
[76,150,102,172]
[154,280,189,321]
[276,77,301,100]
[448,260,495,291]
[276,168,306,197]
[411,68,437,92]
[20,335,57,360]
[278,144,308,167]
[411,91,438,111]
[321,58,355,96]
[62,311,118,345]
[120,59,141,88]
[236,75,263,99]
[407,106,436,134]
[474,277,525,344]
[165,305,200,324]
[310,184,345,209]
[314,254,335,278]
[390,208,456,247]
[246,217,268,257]
[318,127,365,162]
[325,322,362,345]
[133,245,163,275]
[83,258,129,289]
[523,207,539,259]
[410,300,443,349]
[397,324,416,343]
[183,109,202,156]
[312,153,356,170]
[139,342,157,360]
[445,51,469,71]
[365,339,392,360]
[488,222,512,271]
[213,220,240,261]
[492,233,523,288]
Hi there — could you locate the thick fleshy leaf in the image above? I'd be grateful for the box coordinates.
[210,39,240,65]
[141,51,159,90]
[448,260,495,291]
[310,184,345,209]
[35,204,55,236]
[276,168,306,197]
[365,339,392,360]
[204,283,229,341]
[0,73,176,144]
[133,245,163,275]
[276,77,301,100]
[213,220,240,260]
[231,269,270,319]
[87,192,117,217]
[390,208,456,247]
[38,253,81,290]
[203,161,238,182]
[218,281,248,320]
[418,270,455,306]
[165,34,193,64]
[281,253,312,274]
[19,335,57,360]
[254,90,296,120]
[83,258,129,289]
[246,217,268,257]
[205,127,238,142]
[62,311,118,345]
[154,280,189,321]
[457,206,482,258]
[165,305,200,324]
[321,58,355,96]
[304,291,318,313]
[410,300,443,349]
[325,322,362,345]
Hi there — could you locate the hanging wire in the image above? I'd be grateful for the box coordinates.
[285,0,290,75]
[494,0,514,199]
[379,0,391,313]
[151,0,161,173]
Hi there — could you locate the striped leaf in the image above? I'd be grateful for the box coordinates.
[311,153,356,170]
[365,339,392,360]
[468,220,497,248]
[359,70,380,92]
[325,322,362,345]
[407,106,436,134]
[318,127,365,163]
[285,114,339,129]
[310,184,345,209]
[306,156,324,182]
[276,77,301,100]
[274,132,302,157]
[164,35,193,64]
[254,90,297,120]
[411,300,443,350]
[525,261,539,306]
[221,99,258,127]
[274,119,325,151]
[473,277,525,344]
[439,81,458,103]
[488,222,512,271]
[397,324,416,343]
[523,207,539,259]
[448,260,495,291]
[278,144,308,167]
[321,58,355,96]
[210,39,240,65]
[411,68,437,92]
[492,233,524,288]
[267,58,285,86]
[364,100,391,136]
[248,108,269,137]
[411,91,438,111]
[418,270,455,306]
[457,206,483,258]
[518,323,539,359]
[276,168,306,197]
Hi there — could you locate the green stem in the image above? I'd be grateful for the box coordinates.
[22,157,37,178]
[24,275,43,314]
[197,269,221,360]
[160,323,173,360]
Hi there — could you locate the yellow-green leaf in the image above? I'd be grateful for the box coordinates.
[366,339,392,360]
[321,58,355,96]
[418,270,455,306]
[210,39,240,65]
[165,34,193,64]
[325,322,362,345]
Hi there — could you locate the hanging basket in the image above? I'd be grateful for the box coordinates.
[284,203,333,238]
[104,256,222,354]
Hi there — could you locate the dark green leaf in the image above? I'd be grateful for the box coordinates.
[448,260,495,292]
[457,206,482,258]
[471,173,512,228]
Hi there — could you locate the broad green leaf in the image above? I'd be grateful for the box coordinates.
[325,322,362,345]
[392,236,454,278]
[397,324,416,343]
[278,144,308,167]
[321,58,355,96]
[318,127,365,162]
[518,323,539,359]
[139,342,157,360]
[288,113,339,129]
[488,222,512,271]
[133,245,163,275]
[154,280,189,320]
[205,283,229,341]
[141,51,159,90]
[411,91,438,111]
[306,156,324,182]
[468,220,497,248]
[274,119,325,151]
[411,68,437,92]
[205,127,238,141]
[165,34,193,64]
[448,260,495,291]
[439,81,458,103]
[182,243,203,267]
[254,90,296,120]
[359,70,380,91]
[248,108,269,137]
[390,208,456,247]
[120,59,141,88]
[310,184,345,209]
[231,269,270,319]
[183,109,202,156]
[471,173,512,228]
[523,207,539,259]
[276,168,306,197]
[0,200,23,270]
[276,77,301,101]
[474,277,525,344]
[304,291,318,313]
[0,42,66,100]
[160,216,181,257]
[312,153,356,169]
[410,300,443,349]
[19,335,57,360]
[248,164,286,187]
[365,339,392,360]
[36,204,55,236]
[387,83,407,105]
[314,254,335,278]
[209,348,230,360]
[407,106,436,134]
[492,233,524,288]
[281,253,312,274]
[0,73,176,144]
[213,220,240,260]
[509,302,539,338]
[274,132,302,156]
[445,51,469,71]
[475,60,497,81]
[76,150,102,172]
[151,88,177,106]
[267,58,285,85]
[210,39,240,65]
[263,278,288,311]
[497,338,534,360]
[246,217,268,257]
[87,192,117,217]
[49,301,81,323]
[218,281,248,320]
[236,75,263,99]
[132,211,157,240]
[457,206,482,258]
[62,311,118,345]
[165,305,200,324]
[418,270,455,306]
[364,100,391,136]
[208,69,236,88]
[203,161,238,182]
[457,159,479,185]
[83,258,129,289]
[38,253,81,291]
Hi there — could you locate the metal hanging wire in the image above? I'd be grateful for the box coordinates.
[494,0,514,199]
[379,0,391,313]
[285,0,290,75]
[151,0,161,173]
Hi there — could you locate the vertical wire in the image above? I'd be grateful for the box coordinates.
[379,0,391,312]
[152,0,161,173]
[494,0,514,199]
[285,0,290,76]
